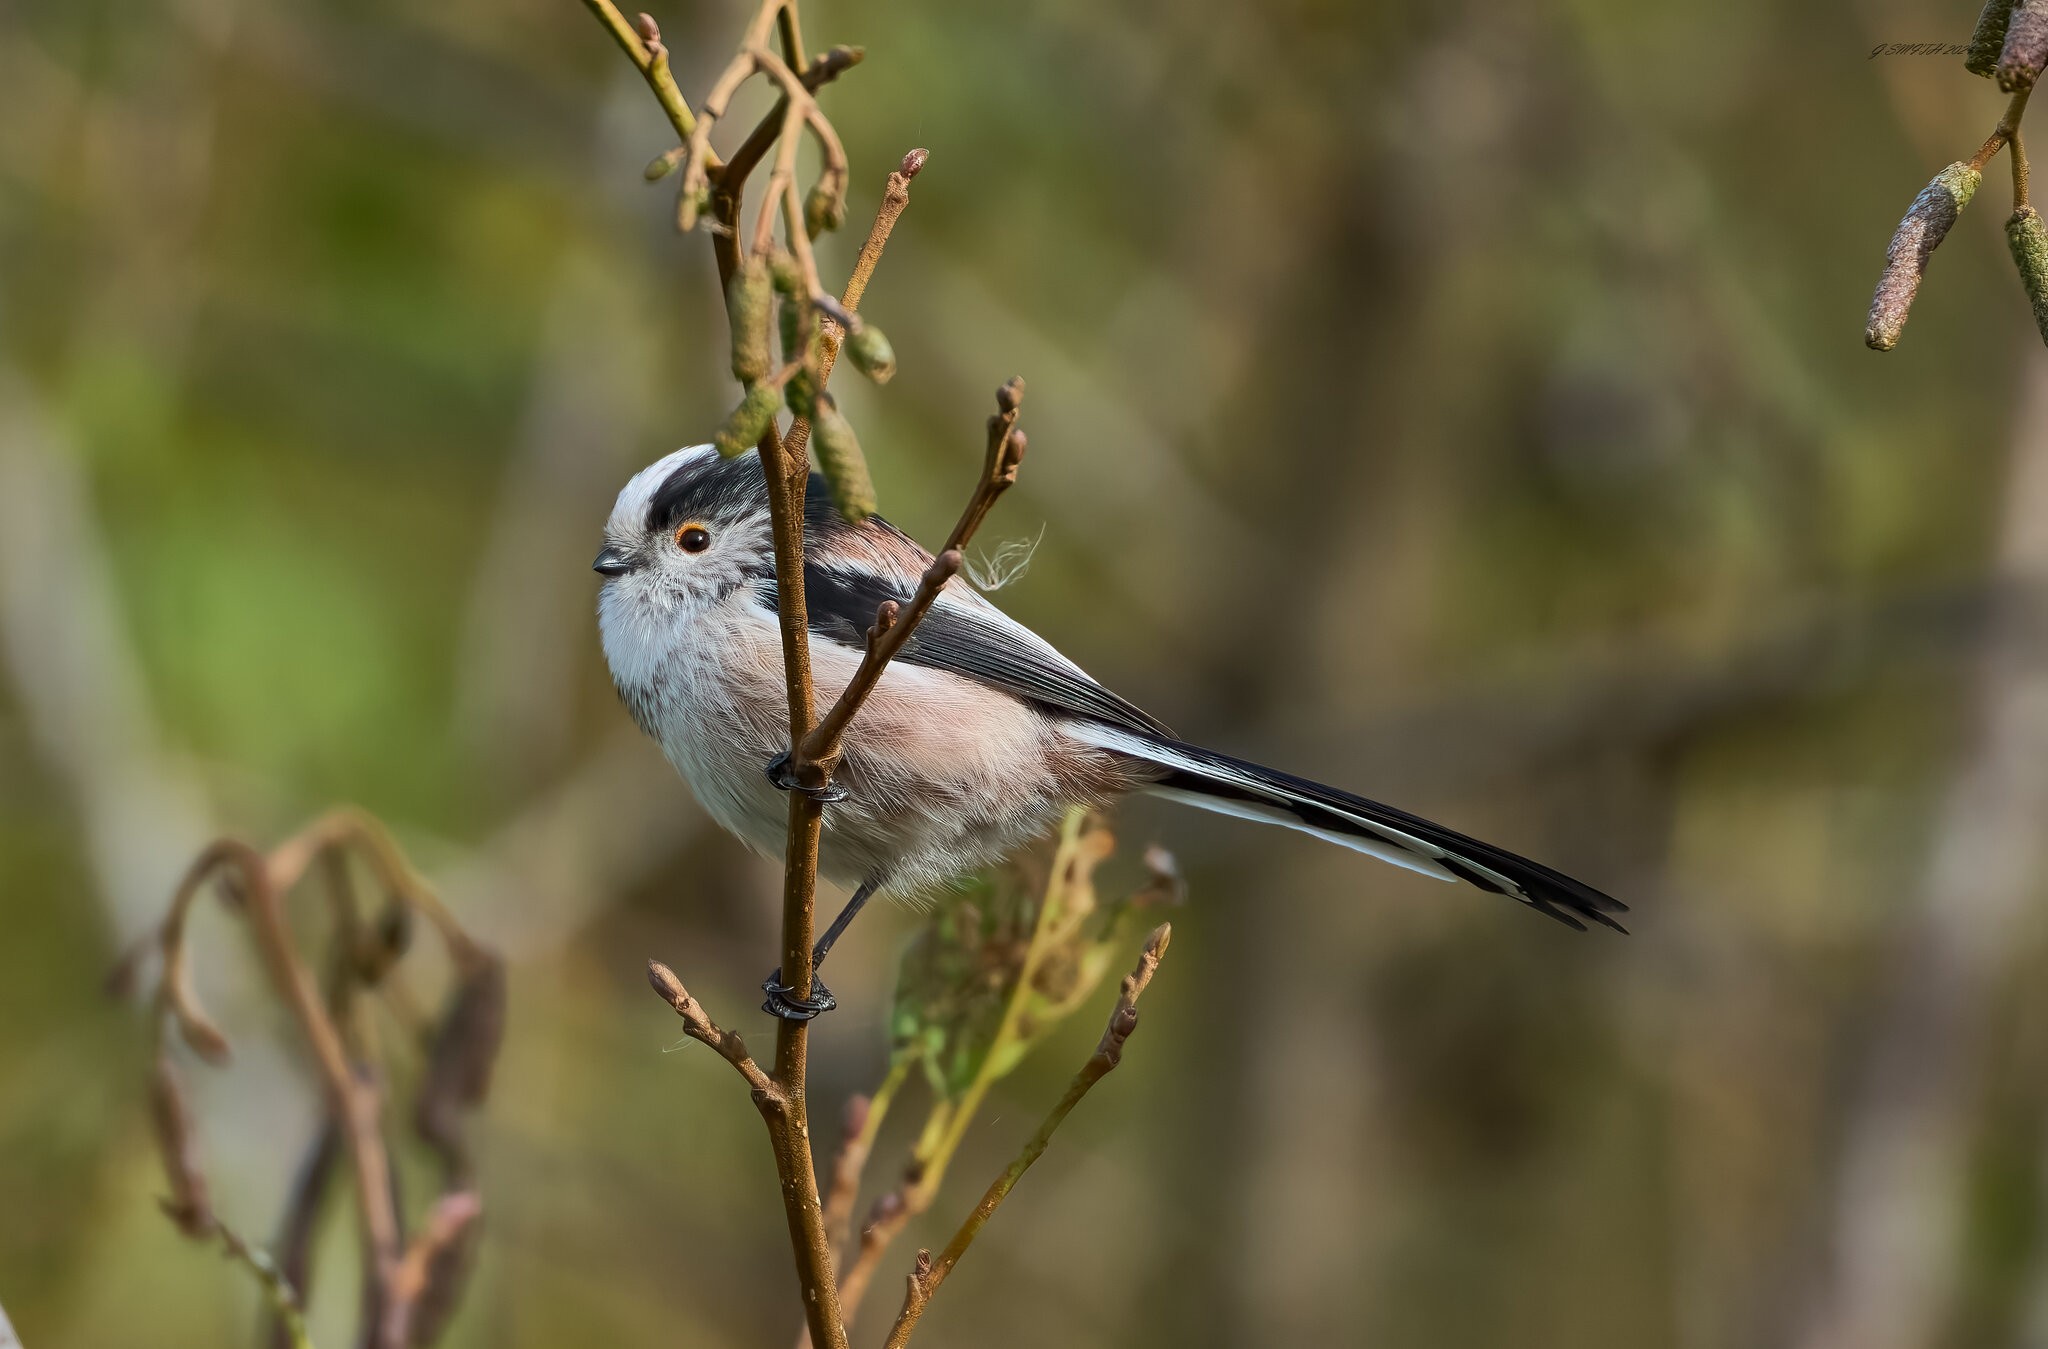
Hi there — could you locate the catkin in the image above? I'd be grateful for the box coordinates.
[714,382,782,458]
[1971,0,2018,76]
[846,324,897,384]
[2008,207,2048,344]
[812,394,877,521]
[1867,162,1981,351]
[2001,0,2048,89]
[727,256,773,384]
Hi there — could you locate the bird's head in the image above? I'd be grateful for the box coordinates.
[594,445,776,612]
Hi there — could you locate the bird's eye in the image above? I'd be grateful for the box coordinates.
[676,524,711,554]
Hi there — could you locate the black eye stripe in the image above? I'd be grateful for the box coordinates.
[645,452,763,533]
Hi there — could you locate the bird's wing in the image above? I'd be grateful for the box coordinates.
[778,523,1173,739]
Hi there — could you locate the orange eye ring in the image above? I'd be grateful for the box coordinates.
[676,523,711,554]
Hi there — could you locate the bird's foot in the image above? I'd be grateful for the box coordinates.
[761,969,837,1021]
[764,751,850,804]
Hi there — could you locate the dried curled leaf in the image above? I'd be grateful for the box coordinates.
[2000,0,2048,89]
[1972,0,2018,76]
[714,382,783,457]
[812,394,878,522]
[727,255,773,385]
[415,956,507,1165]
[2009,207,2048,345]
[1867,162,1980,351]
[150,1059,213,1237]
[845,324,897,384]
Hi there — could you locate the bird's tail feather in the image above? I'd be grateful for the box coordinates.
[1074,726,1628,933]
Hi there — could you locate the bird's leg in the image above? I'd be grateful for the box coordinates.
[762,878,880,1021]
[764,750,850,804]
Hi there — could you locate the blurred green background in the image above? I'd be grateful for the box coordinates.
[7,0,2048,1345]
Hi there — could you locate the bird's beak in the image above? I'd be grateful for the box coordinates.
[592,544,639,577]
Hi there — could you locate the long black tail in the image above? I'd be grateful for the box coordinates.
[1076,726,1627,932]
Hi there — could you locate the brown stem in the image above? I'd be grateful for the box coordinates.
[783,147,927,462]
[226,842,406,1346]
[775,1,805,71]
[2018,127,2034,212]
[882,926,1173,1349]
[674,9,847,237]
[381,1192,484,1349]
[792,381,1027,789]
[1971,87,2035,171]
[712,45,865,288]
[647,961,777,1095]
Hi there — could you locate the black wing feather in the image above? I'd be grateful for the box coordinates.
[761,511,1173,739]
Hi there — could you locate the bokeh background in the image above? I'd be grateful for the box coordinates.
[7,0,2048,1345]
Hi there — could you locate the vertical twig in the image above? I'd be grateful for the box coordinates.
[784,148,929,462]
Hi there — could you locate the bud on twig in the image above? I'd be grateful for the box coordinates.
[2010,206,2048,344]
[2001,0,2048,89]
[727,255,773,384]
[1867,162,1981,350]
[846,324,897,384]
[1972,0,2019,76]
[644,147,686,181]
[715,382,783,457]
[813,394,878,521]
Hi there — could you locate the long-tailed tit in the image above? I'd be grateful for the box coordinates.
[596,445,1626,1019]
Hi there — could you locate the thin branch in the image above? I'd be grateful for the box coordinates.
[793,381,1027,787]
[266,1122,338,1349]
[1970,86,2036,171]
[673,8,848,236]
[647,960,777,1097]
[235,844,408,1341]
[823,1062,908,1258]
[882,925,1173,1349]
[576,0,703,146]
[711,45,865,288]
[380,1191,485,1349]
[782,147,927,463]
[794,1070,910,1349]
[2019,127,2034,211]
[775,2,805,72]
[216,1219,316,1349]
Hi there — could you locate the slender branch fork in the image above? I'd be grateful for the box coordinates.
[881,925,1172,1347]
[137,810,497,1349]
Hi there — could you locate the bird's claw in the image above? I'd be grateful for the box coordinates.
[764,751,850,804]
[761,969,837,1021]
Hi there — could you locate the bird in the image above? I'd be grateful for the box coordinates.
[595,443,1626,1020]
